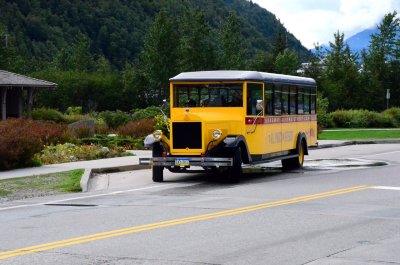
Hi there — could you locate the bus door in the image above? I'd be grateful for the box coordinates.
[245,83,264,154]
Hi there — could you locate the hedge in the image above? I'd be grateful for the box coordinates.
[0,119,69,170]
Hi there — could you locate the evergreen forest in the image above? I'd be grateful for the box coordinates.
[0,0,399,113]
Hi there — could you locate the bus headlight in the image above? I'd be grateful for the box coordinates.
[153,130,163,141]
[212,129,222,140]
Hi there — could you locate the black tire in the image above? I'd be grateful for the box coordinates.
[282,142,305,170]
[227,147,242,183]
[152,144,164,182]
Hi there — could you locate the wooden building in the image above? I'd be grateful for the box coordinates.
[0,70,57,120]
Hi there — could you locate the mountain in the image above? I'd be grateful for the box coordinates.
[345,28,378,53]
[0,0,310,70]
[312,27,378,55]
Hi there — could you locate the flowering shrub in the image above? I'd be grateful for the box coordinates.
[131,106,163,120]
[330,110,397,128]
[72,124,93,139]
[80,135,135,148]
[0,119,70,170]
[32,108,67,123]
[154,114,170,137]
[382,107,400,127]
[117,119,155,138]
[94,123,110,135]
[35,143,129,164]
[100,110,131,129]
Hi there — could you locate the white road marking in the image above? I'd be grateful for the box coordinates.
[372,186,400,191]
[0,184,173,211]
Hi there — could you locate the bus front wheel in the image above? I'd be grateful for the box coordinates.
[152,144,164,182]
[227,147,242,183]
[282,142,305,170]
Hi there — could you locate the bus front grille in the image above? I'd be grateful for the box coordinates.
[172,122,202,149]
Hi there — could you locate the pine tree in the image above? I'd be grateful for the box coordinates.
[275,49,298,75]
[249,51,274,72]
[179,9,216,71]
[272,24,287,60]
[323,31,362,110]
[141,10,180,104]
[218,11,247,70]
[0,24,24,72]
[362,11,400,109]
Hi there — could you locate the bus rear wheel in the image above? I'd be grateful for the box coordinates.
[227,147,242,183]
[282,142,305,170]
[152,144,164,182]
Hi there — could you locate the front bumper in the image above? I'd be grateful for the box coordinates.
[139,157,233,167]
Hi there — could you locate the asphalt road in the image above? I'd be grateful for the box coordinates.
[1,144,400,265]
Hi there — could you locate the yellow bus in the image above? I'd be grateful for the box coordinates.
[143,70,317,183]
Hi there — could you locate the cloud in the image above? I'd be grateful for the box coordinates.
[252,0,400,49]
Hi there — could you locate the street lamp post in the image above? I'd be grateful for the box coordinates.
[386,89,390,109]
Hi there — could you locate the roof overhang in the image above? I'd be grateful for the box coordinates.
[0,70,57,89]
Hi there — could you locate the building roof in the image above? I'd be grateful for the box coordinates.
[0,70,57,88]
[170,70,317,87]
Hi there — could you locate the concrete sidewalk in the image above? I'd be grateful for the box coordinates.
[0,150,152,181]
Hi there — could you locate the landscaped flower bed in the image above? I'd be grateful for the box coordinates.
[0,119,70,170]
[34,143,131,164]
[1,107,167,170]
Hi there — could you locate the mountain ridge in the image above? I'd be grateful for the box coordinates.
[312,27,378,54]
[0,0,310,70]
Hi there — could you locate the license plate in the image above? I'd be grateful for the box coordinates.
[175,158,190,167]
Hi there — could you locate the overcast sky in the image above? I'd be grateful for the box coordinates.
[252,0,400,49]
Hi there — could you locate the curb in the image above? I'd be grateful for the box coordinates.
[80,164,150,192]
[80,140,400,192]
[311,139,400,150]
[80,168,92,192]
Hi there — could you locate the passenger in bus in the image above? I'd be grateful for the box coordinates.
[186,98,196,107]
[208,95,222,106]
[230,90,242,106]
[200,99,209,107]
[247,92,257,115]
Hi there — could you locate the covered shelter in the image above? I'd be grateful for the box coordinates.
[0,70,57,120]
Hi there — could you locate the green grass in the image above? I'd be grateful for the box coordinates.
[319,129,400,140]
[0,189,11,196]
[56,169,84,192]
[0,169,84,201]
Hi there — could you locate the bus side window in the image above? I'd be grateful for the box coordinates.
[289,86,297,114]
[303,87,310,114]
[311,91,316,114]
[273,86,282,116]
[247,83,263,116]
[297,87,304,114]
[264,86,273,115]
[282,86,289,115]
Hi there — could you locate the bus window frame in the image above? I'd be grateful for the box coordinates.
[264,83,273,116]
[281,86,289,115]
[273,84,282,116]
[297,86,304,115]
[303,87,311,114]
[246,82,264,116]
[172,82,244,108]
[311,91,317,114]
[289,86,297,115]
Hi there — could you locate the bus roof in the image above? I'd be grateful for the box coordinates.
[170,70,317,87]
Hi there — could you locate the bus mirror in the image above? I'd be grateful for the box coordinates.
[256,100,263,111]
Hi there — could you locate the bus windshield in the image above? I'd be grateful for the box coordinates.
[173,84,243,108]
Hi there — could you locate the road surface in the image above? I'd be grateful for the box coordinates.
[1,144,400,264]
